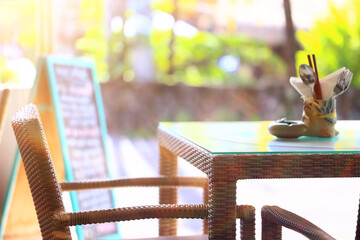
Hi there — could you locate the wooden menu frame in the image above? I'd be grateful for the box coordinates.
[32,56,120,239]
[0,89,11,238]
[0,88,32,240]
[0,89,10,138]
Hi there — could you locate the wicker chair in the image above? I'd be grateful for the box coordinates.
[11,104,256,240]
[261,197,360,240]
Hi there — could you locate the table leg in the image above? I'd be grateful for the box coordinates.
[208,175,237,240]
[159,145,178,236]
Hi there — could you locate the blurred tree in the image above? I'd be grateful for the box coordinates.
[150,28,286,86]
[296,0,360,87]
[283,0,297,78]
[0,1,37,60]
[109,1,128,82]
[150,0,286,86]
[0,1,36,85]
[76,0,108,82]
[167,0,178,77]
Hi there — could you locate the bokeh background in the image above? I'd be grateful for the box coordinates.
[1,0,360,239]
[2,0,360,136]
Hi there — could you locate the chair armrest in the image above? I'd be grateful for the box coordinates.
[261,205,335,240]
[60,176,208,191]
[54,204,254,228]
[55,204,209,227]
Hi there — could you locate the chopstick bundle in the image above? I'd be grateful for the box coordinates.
[307,54,322,99]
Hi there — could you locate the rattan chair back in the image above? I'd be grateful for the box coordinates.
[11,104,256,240]
[262,196,360,239]
[11,104,71,239]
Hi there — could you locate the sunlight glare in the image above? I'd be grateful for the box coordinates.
[111,16,123,33]
[152,11,175,31]
[174,20,198,38]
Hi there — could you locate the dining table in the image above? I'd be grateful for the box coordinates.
[157,120,360,240]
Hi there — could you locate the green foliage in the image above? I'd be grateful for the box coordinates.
[151,0,175,13]
[0,1,36,48]
[108,30,126,80]
[107,10,141,83]
[76,0,108,82]
[296,0,360,87]
[150,29,286,86]
[151,0,200,15]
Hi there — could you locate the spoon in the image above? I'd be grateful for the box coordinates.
[332,69,353,98]
[332,70,347,96]
[320,67,346,100]
[343,70,353,92]
[299,64,316,97]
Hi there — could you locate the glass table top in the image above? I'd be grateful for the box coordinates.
[159,121,360,154]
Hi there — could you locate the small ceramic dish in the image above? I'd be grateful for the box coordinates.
[268,118,307,138]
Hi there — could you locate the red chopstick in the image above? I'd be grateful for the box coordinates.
[307,55,313,69]
[312,54,322,99]
[307,54,322,99]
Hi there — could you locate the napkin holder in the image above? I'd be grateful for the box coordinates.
[269,67,352,138]
[302,97,338,137]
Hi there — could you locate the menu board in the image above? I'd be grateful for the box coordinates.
[45,57,119,239]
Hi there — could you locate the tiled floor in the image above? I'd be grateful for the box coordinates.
[107,136,360,239]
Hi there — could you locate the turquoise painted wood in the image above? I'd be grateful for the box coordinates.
[0,88,31,239]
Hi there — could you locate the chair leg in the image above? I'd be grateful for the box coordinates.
[238,205,256,240]
[202,179,209,234]
[159,146,178,236]
[159,219,178,236]
[262,218,282,240]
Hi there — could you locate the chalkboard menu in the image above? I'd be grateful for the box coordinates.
[44,57,119,239]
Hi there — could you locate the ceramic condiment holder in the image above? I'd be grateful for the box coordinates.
[302,97,338,137]
[269,67,352,139]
